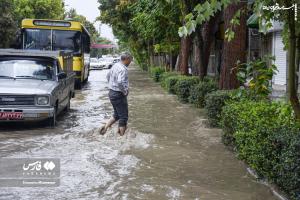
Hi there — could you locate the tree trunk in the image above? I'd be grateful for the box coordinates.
[219,2,247,89]
[178,36,192,75]
[295,36,300,92]
[287,2,300,120]
[197,12,222,80]
[177,0,194,75]
[197,27,206,78]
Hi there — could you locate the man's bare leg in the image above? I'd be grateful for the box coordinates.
[99,117,117,135]
[118,126,127,136]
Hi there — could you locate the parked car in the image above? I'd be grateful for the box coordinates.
[0,49,75,127]
[105,57,122,69]
[99,58,113,69]
[111,58,120,68]
[90,58,102,70]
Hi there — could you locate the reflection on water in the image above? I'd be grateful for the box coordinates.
[0,68,279,200]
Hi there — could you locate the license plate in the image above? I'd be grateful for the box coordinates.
[0,112,23,120]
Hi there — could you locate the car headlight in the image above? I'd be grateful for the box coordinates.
[36,96,50,105]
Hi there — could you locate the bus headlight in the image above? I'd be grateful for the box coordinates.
[36,96,50,105]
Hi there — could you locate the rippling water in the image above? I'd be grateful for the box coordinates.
[0,70,154,200]
[0,68,279,200]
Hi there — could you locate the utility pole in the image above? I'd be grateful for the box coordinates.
[98,23,102,36]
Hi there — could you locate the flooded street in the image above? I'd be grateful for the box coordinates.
[0,66,278,200]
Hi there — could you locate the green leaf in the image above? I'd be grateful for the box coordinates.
[196,14,205,24]
[186,20,196,35]
[185,13,193,21]
[194,4,202,13]
[178,26,188,37]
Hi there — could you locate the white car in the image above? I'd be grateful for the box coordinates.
[90,58,102,70]
[99,58,114,69]
[107,58,120,69]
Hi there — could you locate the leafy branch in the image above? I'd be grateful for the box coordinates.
[178,0,237,38]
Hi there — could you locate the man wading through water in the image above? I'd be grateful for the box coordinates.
[99,53,133,136]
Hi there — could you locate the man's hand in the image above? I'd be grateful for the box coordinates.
[124,90,129,96]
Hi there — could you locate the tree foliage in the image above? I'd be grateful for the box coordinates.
[65,8,99,42]
[179,0,300,119]
[0,0,65,48]
[13,0,65,22]
[0,0,16,48]
[98,0,182,67]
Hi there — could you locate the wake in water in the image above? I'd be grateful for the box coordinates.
[0,127,154,200]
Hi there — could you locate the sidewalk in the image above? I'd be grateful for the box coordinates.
[126,65,277,200]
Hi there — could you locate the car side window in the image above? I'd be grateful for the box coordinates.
[57,61,62,74]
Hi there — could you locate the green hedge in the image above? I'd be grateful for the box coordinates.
[164,76,182,94]
[221,100,300,199]
[205,89,258,128]
[150,67,165,82]
[160,72,179,88]
[175,76,200,103]
[189,80,218,108]
[205,90,233,127]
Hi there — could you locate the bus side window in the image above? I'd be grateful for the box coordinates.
[85,34,90,53]
[82,32,90,54]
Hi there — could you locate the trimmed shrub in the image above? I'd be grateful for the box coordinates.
[205,90,232,127]
[221,100,300,199]
[160,72,179,88]
[189,80,218,108]
[221,100,296,149]
[175,76,200,103]
[150,66,165,82]
[274,132,300,200]
[205,89,259,128]
[164,76,182,94]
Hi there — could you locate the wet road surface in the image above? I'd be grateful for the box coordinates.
[0,66,278,200]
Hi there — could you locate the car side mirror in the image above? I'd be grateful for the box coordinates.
[58,72,67,80]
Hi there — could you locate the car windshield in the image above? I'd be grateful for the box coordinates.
[0,58,55,80]
[90,58,98,63]
[104,58,113,62]
[24,29,82,54]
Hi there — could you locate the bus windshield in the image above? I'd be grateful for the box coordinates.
[53,30,81,54]
[24,29,52,50]
[24,29,82,54]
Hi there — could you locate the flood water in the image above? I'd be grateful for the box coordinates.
[0,67,279,200]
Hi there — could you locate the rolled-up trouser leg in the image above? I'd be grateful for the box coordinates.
[109,90,128,127]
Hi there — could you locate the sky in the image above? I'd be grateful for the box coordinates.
[64,0,115,43]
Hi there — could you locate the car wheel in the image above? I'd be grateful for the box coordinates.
[64,96,71,112]
[76,82,82,90]
[48,105,57,127]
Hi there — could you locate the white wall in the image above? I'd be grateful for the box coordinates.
[272,31,287,86]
